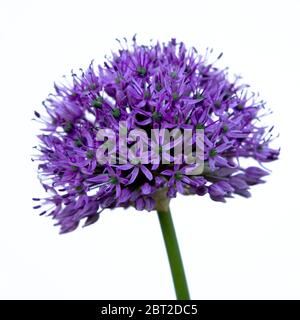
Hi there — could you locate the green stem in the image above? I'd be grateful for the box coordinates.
[157,202,190,300]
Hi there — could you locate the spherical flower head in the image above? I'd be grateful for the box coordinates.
[33,37,279,233]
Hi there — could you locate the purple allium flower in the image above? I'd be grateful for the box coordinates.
[33,37,279,233]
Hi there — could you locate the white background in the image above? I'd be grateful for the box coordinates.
[0,0,299,299]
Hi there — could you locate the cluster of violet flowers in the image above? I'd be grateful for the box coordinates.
[33,37,279,233]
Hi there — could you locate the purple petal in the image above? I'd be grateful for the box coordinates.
[141,183,152,195]
[245,166,269,178]
[116,184,121,198]
[83,214,100,227]
[88,174,109,183]
[229,176,248,190]
[128,167,139,184]
[118,188,131,203]
[144,197,155,211]
[160,170,174,176]
[135,198,145,211]
[141,165,153,181]
[117,164,134,170]
[176,181,184,194]
[208,183,226,197]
